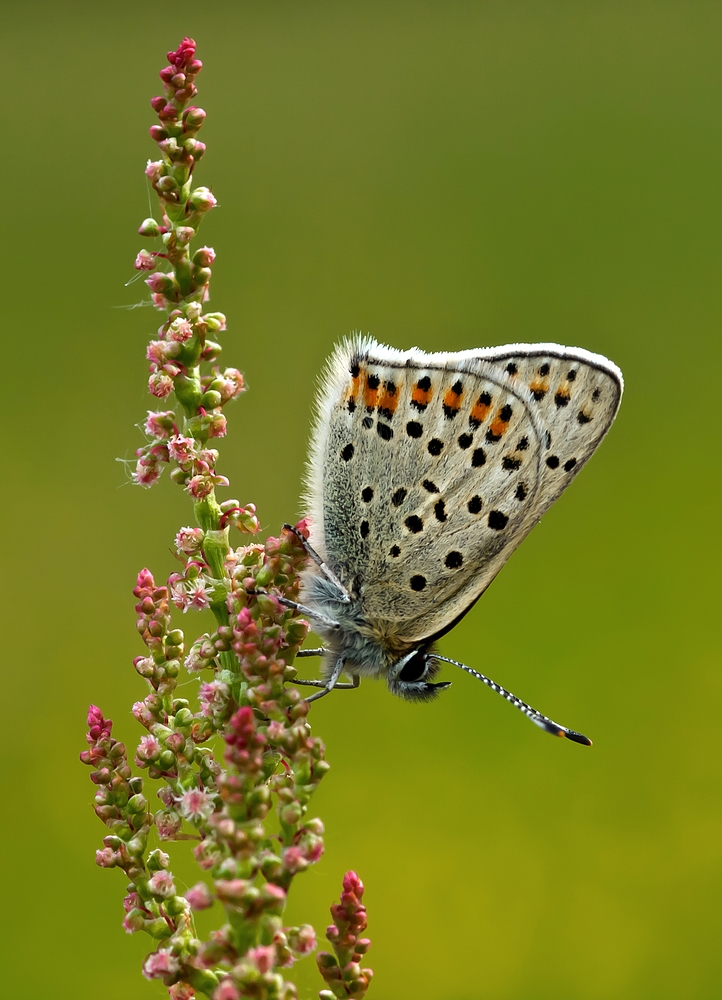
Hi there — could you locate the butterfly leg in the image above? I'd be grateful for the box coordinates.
[302,657,359,703]
[296,647,327,657]
[283,523,352,603]
[247,589,341,632]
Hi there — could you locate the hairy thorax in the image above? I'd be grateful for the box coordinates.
[300,570,415,678]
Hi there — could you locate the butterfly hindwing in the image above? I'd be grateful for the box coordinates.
[306,337,622,644]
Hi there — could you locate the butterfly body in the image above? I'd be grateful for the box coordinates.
[295,336,622,720]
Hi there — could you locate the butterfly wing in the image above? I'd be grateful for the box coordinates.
[305,337,622,644]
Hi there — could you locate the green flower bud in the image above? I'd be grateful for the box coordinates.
[127,793,148,814]
[138,218,162,237]
[201,390,222,409]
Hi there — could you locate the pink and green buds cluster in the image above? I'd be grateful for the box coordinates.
[84,37,375,1000]
[80,707,150,881]
[140,37,212,259]
[317,873,373,999]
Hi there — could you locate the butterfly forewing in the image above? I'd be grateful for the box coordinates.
[307,337,622,644]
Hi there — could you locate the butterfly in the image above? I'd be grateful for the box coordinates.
[277,336,622,745]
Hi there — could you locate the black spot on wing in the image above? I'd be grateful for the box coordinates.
[361,487,374,502]
[467,496,482,514]
[428,439,444,456]
[341,444,354,461]
[406,421,423,438]
[376,421,393,441]
[488,510,508,530]
[392,488,407,506]
[445,551,463,568]
[410,575,427,591]
[405,515,424,534]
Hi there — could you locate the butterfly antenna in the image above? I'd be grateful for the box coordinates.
[432,655,592,746]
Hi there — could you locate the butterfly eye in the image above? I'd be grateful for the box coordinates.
[397,650,429,683]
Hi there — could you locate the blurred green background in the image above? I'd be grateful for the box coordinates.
[4,1,722,997]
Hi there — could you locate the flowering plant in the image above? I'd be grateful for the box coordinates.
[80,38,373,1000]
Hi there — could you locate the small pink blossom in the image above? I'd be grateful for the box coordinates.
[122,910,144,934]
[134,459,162,487]
[265,720,286,741]
[212,979,240,1000]
[137,734,162,761]
[148,870,176,898]
[248,945,275,974]
[281,846,307,874]
[152,292,168,310]
[194,246,216,266]
[187,577,211,611]
[185,882,213,910]
[135,249,157,271]
[149,372,174,398]
[145,159,165,183]
[207,413,227,438]
[178,787,216,821]
[199,680,230,715]
[218,368,245,401]
[146,272,174,295]
[95,847,117,868]
[142,949,180,980]
[170,580,190,611]
[168,985,195,1000]
[186,475,215,499]
[144,410,176,438]
[175,526,204,555]
[287,923,316,957]
[184,648,206,672]
[188,186,217,212]
[155,810,183,840]
[168,435,196,464]
[175,226,195,244]
[168,317,194,342]
[133,700,155,728]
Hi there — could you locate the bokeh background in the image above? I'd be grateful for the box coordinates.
[4,2,722,997]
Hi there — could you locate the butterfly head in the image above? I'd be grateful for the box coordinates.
[386,648,451,702]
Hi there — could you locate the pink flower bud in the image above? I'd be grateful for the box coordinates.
[188,186,217,212]
[134,249,157,271]
[186,882,213,910]
[186,475,214,499]
[207,413,227,439]
[145,159,165,183]
[137,735,162,761]
[144,410,176,438]
[178,787,216,821]
[148,870,176,899]
[149,372,174,398]
[248,946,275,974]
[154,810,183,840]
[193,246,216,267]
[133,459,162,487]
[175,226,195,244]
[142,949,180,980]
[168,984,195,1000]
[212,979,240,1000]
[168,436,195,465]
[175,526,204,555]
[168,317,193,342]
[145,272,175,295]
